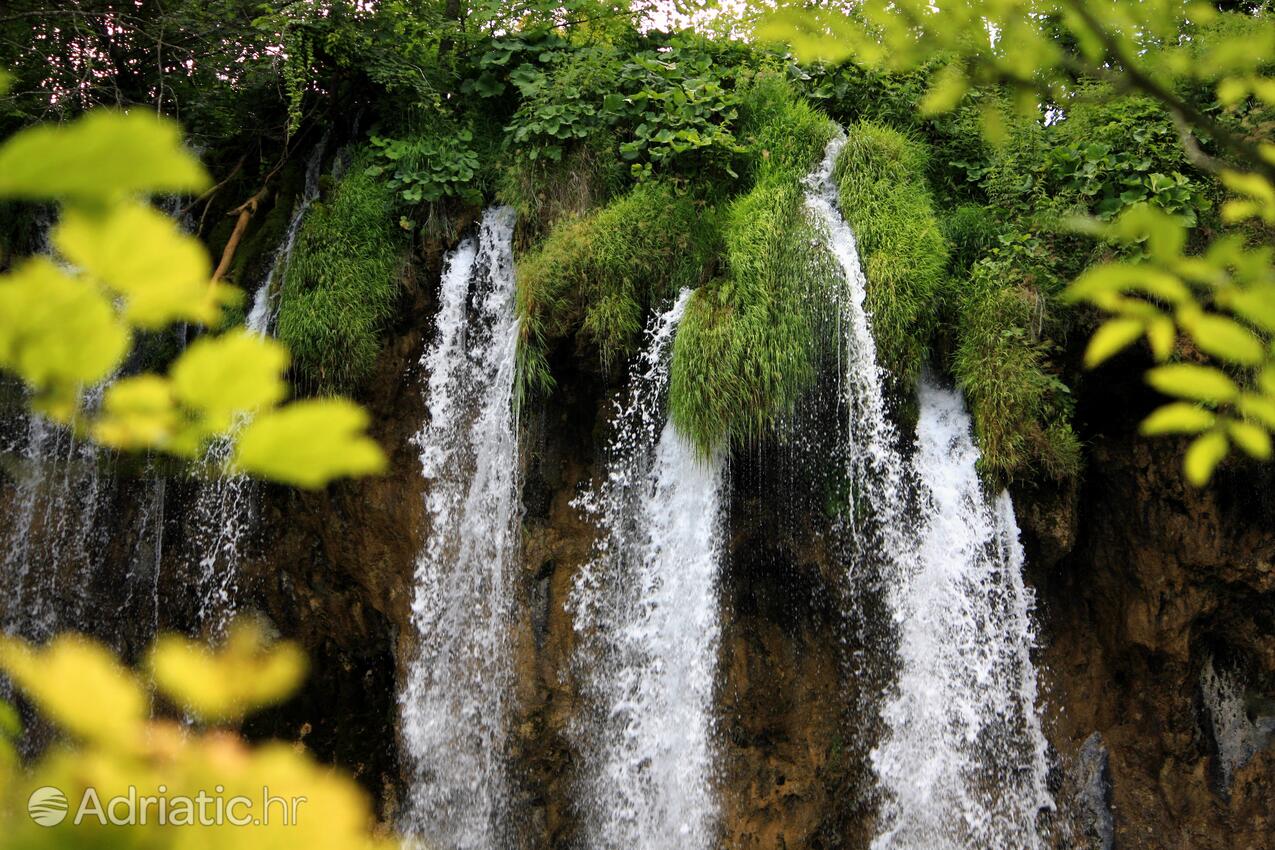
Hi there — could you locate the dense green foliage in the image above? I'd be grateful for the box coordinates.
[276,155,404,395]
[669,174,838,453]
[833,122,947,391]
[515,181,719,401]
[4,0,1269,486]
[767,1,1275,484]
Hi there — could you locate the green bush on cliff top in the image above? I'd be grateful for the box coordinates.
[275,154,403,395]
[833,121,947,390]
[667,79,838,455]
[514,180,719,403]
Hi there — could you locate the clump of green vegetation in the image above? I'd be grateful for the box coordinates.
[669,173,839,455]
[834,121,948,389]
[500,133,628,244]
[736,72,836,182]
[659,80,836,454]
[515,181,719,401]
[952,260,1082,482]
[275,153,404,395]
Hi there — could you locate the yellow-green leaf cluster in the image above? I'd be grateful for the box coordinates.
[0,109,387,489]
[1065,205,1275,485]
[0,625,394,850]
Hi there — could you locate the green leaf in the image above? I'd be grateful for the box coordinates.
[235,399,387,489]
[1146,364,1239,403]
[1147,316,1176,360]
[170,329,288,432]
[0,699,22,740]
[920,62,969,116]
[1227,286,1275,333]
[92,375,177,451]
[1181,313,1265,365]
[1259,365,1275,396]
[0,110,209,201]
[1237,393,1275,429]
[1085,318,1145,367]
[55,202,232,328]
[1227,419,1272,459]
[0,257,130,412]
[1184,430,1228,486]
[1140,402,1216,435]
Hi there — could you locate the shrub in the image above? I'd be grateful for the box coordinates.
[736,72,836,182]
[514,181,719,402]
[952,260,1082,482]
[275,154,403,395]
[668,173,840,455]
[834,121,948,389]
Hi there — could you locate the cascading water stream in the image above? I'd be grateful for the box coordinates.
[401,206,521,850]
[0,217,117,645]
[805,132,1053,847]
[870,379,1054,850]
[569,290,726,850]
[187,137,328,635]
[803,131,915,568]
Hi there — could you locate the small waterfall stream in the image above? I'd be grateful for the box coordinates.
[401,206,522,850]
[871,380,1054,850]
[806,133,1053,849]
[187,137,328,635]
[570,290,726,850]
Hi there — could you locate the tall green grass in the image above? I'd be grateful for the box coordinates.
[668,172,839,455]
[952,263,1082,482]
[834,121,947,390]
[275,154,403,395]
[514,180,719,404]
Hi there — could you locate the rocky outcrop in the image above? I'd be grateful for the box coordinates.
[1030,361,1275,850]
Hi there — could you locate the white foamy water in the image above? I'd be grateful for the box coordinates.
[401,206,522,850]
[806,132,1052,849]
[803,131,913,561]
[870,380,1053,850]
[570,290,727,850]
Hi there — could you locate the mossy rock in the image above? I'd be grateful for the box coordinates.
[515,180,720,402]
[274,151,404,395]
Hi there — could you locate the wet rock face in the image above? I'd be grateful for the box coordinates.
[183,320,1275,850]
[9,248,1275,849]
[1032,366,1275,850]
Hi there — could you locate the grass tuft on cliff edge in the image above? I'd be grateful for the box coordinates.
[666,77,839,455]
[275,153,404,395]
[833,121,947,390]
[514,180,720,404]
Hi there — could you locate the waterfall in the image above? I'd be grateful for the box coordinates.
[569,289,726,850]
[187,137,328,636]
[0,215,117,645]
[803,131,915,570]
[401,206,521,850]
[0,395,112,643]
[806,133,1052,848]
[870,380,1053,850]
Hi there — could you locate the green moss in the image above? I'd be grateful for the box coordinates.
[514,180,719,403]
[834,121,948,389]
[737,73,836,182]
[498,132,628,246]
[668,172,840,455]
[274,153,403,395]
[952,263,1081,482]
